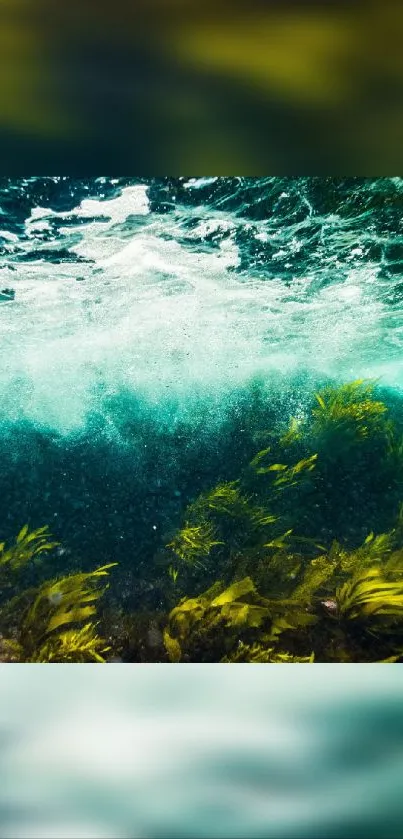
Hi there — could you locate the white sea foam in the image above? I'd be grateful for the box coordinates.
[0,182,400,434]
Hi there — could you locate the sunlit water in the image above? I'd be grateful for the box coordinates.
[1,176,403,434]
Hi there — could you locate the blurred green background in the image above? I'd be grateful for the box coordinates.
[1,0,403,172]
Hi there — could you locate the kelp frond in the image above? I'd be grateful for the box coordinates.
[250,449,317,489]
[264,529,294,549]
[279,417,304,448]
[166,520,223,566]
[18,562,117,661]
[162,450,403,661]
[187,481,276,529]
[377,654,403,663]
[0,521,117,663]
[290,554,338,603]
[249,506,278,528]
[325,519,402,579]
[336,567,403,620]
[187,481,247,517]
[23,563,117,638]
[312,379,388,442]
[250,446,275,474]
[0,637,23,662]
[0,525,59,575]
[164,576,272,662]
[222,642,314,663]
[335,531,395,574]
[32,623,111,663]
[271,455,318,490]
[168,565,179,584]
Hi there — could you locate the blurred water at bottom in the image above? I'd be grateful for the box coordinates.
[0,665,402,839]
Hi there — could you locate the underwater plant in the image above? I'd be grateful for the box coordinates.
[163,576,273,662]
[162,496,403,663]
[168,565,179,584]
[163,570,318,663]
[18,562,117,662]
[5,372,403,664]
[187,481,248,517]
[250,449,317,487]
[335,567,403,621]
[278,417,304,448]
[156,373,403,660]
[311,378,390,447]
[31,622,111,663]
[165,485,272,600]
[166,520,223,568]
[222,643,314,663]
[186,480,278,530]
[0,525,117,663]
[247,377,403,545]
[0,524,59,578]
[166,476,280,577]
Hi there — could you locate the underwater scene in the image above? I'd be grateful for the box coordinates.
[2,176,403,663]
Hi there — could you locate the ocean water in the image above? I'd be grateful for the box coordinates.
[2,176,403,663]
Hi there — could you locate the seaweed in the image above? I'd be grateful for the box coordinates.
[31,623,111,663]
[166,520,223,568]
[0,525,117,663]
[163,576,273,662]
[5,372,403,663]
[222,643,314,663]
[315,380,388,448]
[250,450,317,490]
[163,500,403,662]
[186,481,277,530]
[336,568,403,621]
[158,374,403,661]
[187,481,249,517]
[168,565,179,584]
[279,417,304,447]
[311,379,389,444]
[165,476,279,587]
[0,525,59,578]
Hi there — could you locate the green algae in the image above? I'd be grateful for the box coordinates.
[4,378,403,662]
[0,525,116,663]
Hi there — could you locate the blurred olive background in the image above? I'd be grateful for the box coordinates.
[1,0,403,172]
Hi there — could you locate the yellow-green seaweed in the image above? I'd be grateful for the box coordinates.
[0,525,117,663]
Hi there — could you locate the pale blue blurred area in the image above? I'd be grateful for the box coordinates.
[1,665,403,838]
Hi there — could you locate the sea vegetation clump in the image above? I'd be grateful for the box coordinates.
[162,378,403,662]
[311,379,390,446]
[163,515,403,662]
[4,376,403,663]
[248,377,403,541]
[167,520,223,568]
[0,524,116,662]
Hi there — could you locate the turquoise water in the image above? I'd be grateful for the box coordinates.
[2,177,403,662]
